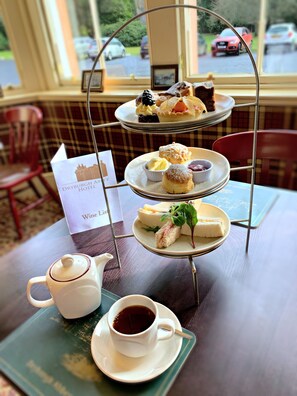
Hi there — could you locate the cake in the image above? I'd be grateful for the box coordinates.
[159,142,191,164]
[166,81,193,97]
[193,81,216,111]
[157,96,206,122]
[155,81,193,106]
[135,89,159,122]
[162,164,194,194]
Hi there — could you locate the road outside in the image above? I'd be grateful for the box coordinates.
[1,48,297,86]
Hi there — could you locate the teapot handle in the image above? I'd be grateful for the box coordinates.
[27,276,55,308]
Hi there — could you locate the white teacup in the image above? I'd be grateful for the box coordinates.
[107,295,175,358]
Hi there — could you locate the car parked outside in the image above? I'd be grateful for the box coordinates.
[88,37,126,61]
[140,34,207,58]
[211,27,253,57]
[140,35,149,59]
[74,36,93,59]
[265,23,297,53]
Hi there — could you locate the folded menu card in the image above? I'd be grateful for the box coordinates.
[0,289,196,396]
[51,144,123,234]
[203,180,278,228]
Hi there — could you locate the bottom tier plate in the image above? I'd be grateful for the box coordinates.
[132,202,231,257]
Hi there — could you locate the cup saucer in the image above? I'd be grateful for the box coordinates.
[91,302,183,383]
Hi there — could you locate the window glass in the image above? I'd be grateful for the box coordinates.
[43,0,149,84]
[187,0,297,79]
[187,0,259,77]
[0,12,21,88]
[263,0,297,74]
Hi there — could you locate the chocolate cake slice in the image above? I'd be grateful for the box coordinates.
[193,81,216,111]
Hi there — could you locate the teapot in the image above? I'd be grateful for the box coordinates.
[26,252,113,319]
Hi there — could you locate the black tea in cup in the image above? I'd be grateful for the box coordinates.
[113,305,155,334]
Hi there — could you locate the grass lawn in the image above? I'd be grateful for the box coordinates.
[126,47,140,56]
[0,51,14,60]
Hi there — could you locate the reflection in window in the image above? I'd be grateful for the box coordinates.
[188,0,297,77]
[0,13,21,87]
[263,0,297,74]
[43,0,150,84]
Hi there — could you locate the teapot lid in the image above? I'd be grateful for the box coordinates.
[49,254,91,282]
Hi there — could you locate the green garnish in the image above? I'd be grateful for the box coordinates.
[161,202,198,248]
[143,225,160,233]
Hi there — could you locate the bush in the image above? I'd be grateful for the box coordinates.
[101,20,146,47]
[0,32,9,51]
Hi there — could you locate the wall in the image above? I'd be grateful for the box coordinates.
[0,100,296,188]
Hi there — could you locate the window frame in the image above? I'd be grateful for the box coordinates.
[0,0,296,100]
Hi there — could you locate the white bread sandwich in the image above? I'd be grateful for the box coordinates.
[155,221,181,248]
[181,216,224,237]
[138,200,202,229]
[138,201,224,238]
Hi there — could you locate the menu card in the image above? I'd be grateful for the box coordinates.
[51,144,123,234]
[0,289,196,396]
[203,180,279,228]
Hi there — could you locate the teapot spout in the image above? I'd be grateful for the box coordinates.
[95,253,113,285]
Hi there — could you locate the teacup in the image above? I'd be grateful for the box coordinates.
[107,294,175,358]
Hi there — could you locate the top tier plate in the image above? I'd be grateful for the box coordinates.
[124,147,230,201]
[115,93,235,133]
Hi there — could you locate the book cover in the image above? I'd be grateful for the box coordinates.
[0,289,196,396]
[203,180,278,228]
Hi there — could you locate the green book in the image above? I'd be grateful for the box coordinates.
[203,180,279,228]
[0,289,196,396]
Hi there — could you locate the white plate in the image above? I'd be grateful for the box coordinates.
[124,148,230,200]
[120,111,232,135]
[115,93,235,131]
[129,175,230,201]
[91,302,183,383]
[132,203,230,257]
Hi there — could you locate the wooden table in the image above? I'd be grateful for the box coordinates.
[1,184,297,396]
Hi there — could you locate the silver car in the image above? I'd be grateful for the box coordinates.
[88,37,126,61]
[265,23,297,53]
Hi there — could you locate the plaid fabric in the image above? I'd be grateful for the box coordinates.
[0,101,296,189]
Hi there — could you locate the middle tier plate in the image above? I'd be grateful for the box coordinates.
[124,147,230,200]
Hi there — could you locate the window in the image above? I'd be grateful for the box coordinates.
[184,0,297,85]
[0,9,21,89]
[42,0,150,85]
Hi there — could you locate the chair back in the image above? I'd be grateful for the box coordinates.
[212,130,297,189]
[4,105,43,170]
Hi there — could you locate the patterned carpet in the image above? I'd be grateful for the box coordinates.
[0,196,64,257]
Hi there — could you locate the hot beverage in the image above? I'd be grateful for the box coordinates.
[113,305,155,335]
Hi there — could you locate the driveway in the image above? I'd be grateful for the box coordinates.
[1,49,297,86]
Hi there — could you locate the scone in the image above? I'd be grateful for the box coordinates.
[159,142,191,164]
[162,164,194,194]
[157,96,206,123]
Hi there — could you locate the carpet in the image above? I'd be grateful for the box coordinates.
[0,196,64,257]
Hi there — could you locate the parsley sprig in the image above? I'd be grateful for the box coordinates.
[161,202,198,248]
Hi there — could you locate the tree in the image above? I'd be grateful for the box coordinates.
[209,0,259,33]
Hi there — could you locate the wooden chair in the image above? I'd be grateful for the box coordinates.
[212,129,297,190]
[1,105,60,239]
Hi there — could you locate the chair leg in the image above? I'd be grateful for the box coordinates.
[8,189,23,239]
[28,180,42,199]
[37,174,60,204]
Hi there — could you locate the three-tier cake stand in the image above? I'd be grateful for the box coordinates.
[85,4,260,305]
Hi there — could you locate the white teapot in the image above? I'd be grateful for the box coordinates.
[26,253,113,319]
